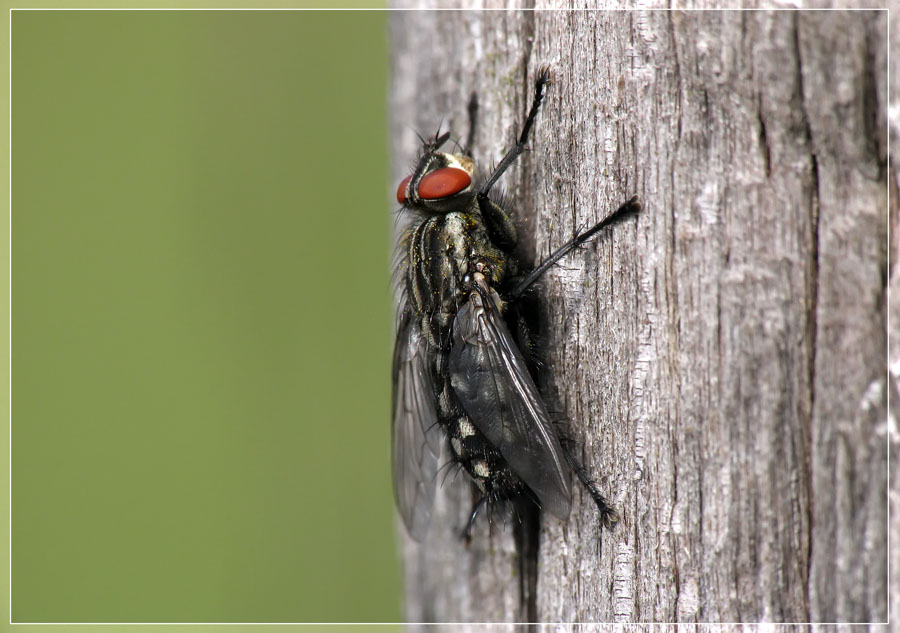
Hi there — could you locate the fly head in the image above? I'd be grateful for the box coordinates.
[396,131,477,213]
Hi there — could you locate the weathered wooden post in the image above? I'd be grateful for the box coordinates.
[389,6,893,625]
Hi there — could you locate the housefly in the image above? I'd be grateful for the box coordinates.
[392,66,640,541]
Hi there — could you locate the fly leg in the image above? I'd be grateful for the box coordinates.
[475,66,552,253]
[462,494,491,542]
[463,92,478,157]
[477,65,551,200]
[560,443,619,528]
[511,195,641,300]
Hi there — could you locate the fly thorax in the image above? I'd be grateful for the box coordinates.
[443,213,470,271]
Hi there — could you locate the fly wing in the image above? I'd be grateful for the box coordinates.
[448,280,572,519]
[392,308,442,540]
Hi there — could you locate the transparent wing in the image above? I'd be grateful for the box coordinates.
[449,280,572,519]
[392,309,442,540]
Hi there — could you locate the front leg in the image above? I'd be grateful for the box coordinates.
[477,65,551,200]
[475,66,551,252]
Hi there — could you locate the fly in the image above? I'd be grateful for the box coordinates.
[392,65,640,541]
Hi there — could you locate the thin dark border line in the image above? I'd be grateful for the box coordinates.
[6,5,893,628]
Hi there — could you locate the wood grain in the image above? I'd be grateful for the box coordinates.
[389,6,892,626]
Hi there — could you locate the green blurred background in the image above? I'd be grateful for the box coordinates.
[11,9,400,623]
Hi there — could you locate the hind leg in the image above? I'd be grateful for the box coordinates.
[461,494,490,542]
[560,441,619,528]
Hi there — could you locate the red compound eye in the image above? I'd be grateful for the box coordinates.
[396,175,412,204]
[418,167,471,200]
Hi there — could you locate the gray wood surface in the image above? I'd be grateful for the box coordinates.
[389,6,893,626]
